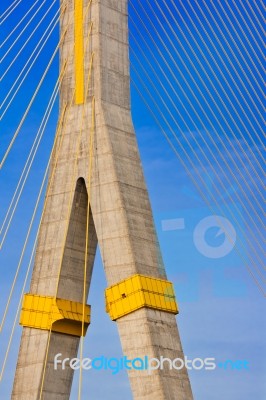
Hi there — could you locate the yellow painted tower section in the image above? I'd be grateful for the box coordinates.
[74,0,84,104]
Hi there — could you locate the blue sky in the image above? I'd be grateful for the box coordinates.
[0,1,265,399]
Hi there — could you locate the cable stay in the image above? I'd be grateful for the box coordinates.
[0,14,61,117]
[1,0,40,48]
[0,0,20,20]
[0,0,24,25]
[201,0,264,99]
[1,0,58,85]
[167,0,265,151]
[130,60,265,273]
[217,1,265,76]
[131,78,266,296]
[140,0,265,192]
[253,0,265,22]
[180,2,265,125]
[0,60,68,249]
[236,0,265,43]
[0,26,68,170]
[130,2,265,217]
[128,1,264,290]
[193,1,264,108]
[1,0,48,64]
[129,44,265,263]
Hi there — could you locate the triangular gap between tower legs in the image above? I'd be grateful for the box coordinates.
[56,177,97,305]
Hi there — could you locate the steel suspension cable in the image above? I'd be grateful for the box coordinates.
[0,60,68,249]
[128,7,261,256]
[1,0,58,85]
[129,5,265,259]
[130,2,265,217]
[0,0,23,24]
[1,0,19,19]
[130,44,265,266]
[193,0,264,106]
[238,0,264,41]
[1,0,40,48]
[204,0,264,88]
[131,78,266,296]
[1,0,46,63]
[253,0,265,21]
[132,70,266,284]
[129,15,266,221]
[182,2,264,123]
[168,0,265,150]
[0,25,68,169]
[130,59,265,272]
[145,0,265,189]
[217,0,265,74]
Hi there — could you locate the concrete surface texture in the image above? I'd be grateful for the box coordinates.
[12,1,193,399]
